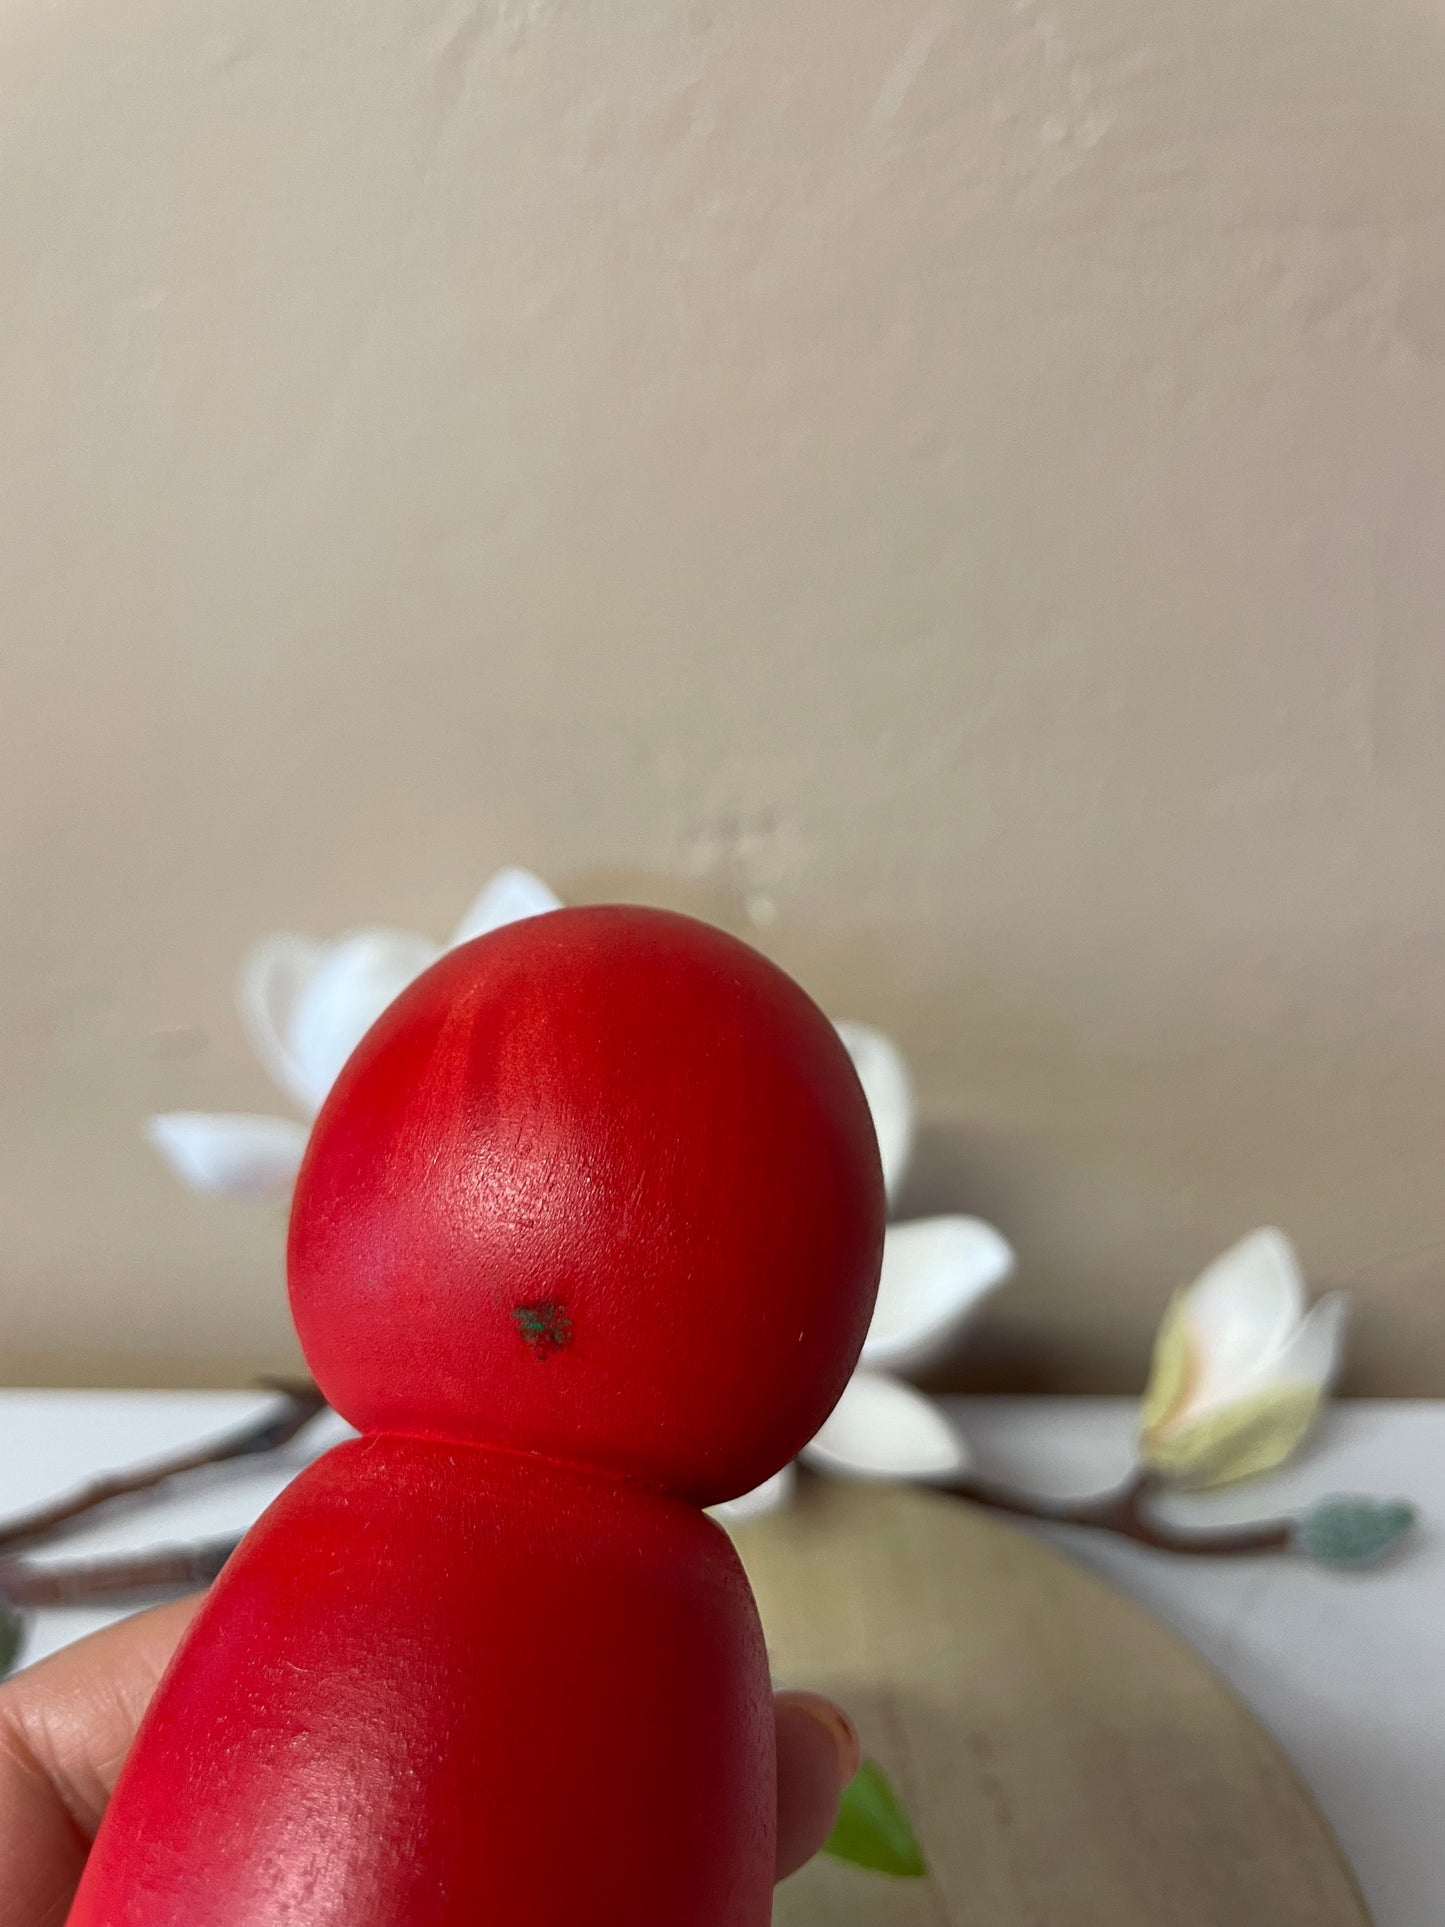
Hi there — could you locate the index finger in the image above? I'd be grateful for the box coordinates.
[0,1597,201,1927]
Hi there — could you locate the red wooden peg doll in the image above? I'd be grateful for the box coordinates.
[69,905,885,1925]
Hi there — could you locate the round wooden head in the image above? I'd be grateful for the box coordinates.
[288,906,884,1504]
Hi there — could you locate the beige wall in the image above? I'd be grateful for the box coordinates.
[3,0,1445,1391]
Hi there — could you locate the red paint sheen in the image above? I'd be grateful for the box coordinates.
[69,907,884,1924]
[292,906,884,1500]
[70,1440,775,1926]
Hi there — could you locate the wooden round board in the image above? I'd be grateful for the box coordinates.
[732,1480,1370,1927]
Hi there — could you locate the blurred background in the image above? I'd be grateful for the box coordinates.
[3,0,1444,1393]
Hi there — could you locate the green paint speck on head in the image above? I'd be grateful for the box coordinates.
[512,1301,573,1360]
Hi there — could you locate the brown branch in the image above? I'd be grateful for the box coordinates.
[0,1381,328,1556]
[0,1538,243,1607]
[0,1462,1296,1613]
[944,1468,1293,1557]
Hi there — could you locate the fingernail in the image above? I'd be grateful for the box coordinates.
[781,1690,862,1784]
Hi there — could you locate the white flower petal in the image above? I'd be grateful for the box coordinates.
[861,1216,1014,1372]
[146,1113,308,1200]
[237,935,327,1112]
[707,1464,797,1526]
[449,867,563,947]
[283,929,442,1110]
[1265,1291,1350,1399]
[835,1021,915,1203]
[801,1372,969,1483]
[1180,1227,1307,1417]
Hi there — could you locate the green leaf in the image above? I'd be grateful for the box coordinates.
[1293,1496,1417,1569]
[822,1758,927,1878]
[0,1600,25,1679]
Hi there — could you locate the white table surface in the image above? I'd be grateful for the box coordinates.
[1,1392,1439,1927]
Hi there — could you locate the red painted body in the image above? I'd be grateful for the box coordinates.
[69,907,884,1925]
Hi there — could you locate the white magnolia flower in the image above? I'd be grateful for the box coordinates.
[149,869,1014,1514]
[147,867,563,1202]
[1139,1227,1349,1489]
